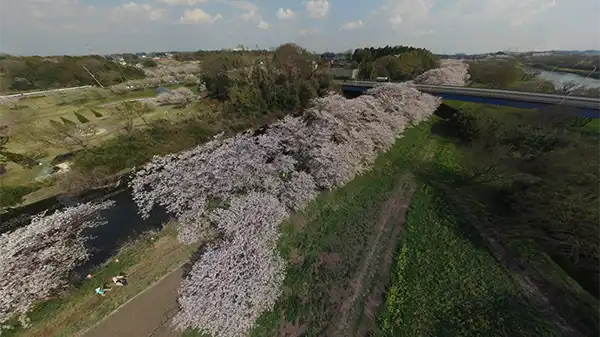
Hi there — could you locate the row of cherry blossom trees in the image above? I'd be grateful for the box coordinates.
[110,64,202,95]
[0,201,114,329]
[414,59,471,86]
[155,87,196,107]
[129,83,441,336]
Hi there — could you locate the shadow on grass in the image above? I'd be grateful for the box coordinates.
[431,291,561,337]
[412,159,599,337]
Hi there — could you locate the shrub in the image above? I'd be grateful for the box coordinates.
[0,185,38,209]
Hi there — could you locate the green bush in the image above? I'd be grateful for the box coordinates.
[468,60,523,88]
[0,185,38,208]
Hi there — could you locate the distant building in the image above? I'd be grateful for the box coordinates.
[329,67,359,80]
[531,52,553,56]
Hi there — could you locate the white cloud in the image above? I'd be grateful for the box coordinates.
[221,0,268,29]
[223,0,258,13]
[179,8,222,24]
[444,0,556,27]
[240,10,260,21]
[340,20,364,30]
[306,0,329,18]
[157,0,207,5]
[298,28,318,36]
[220,0,260,21]
[276,8,295,20]
[110,2,164,22]
[257,20,270,29]
[379,0,432,25]
[1,0,597,57]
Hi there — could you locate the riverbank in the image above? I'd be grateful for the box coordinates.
[2,222,201,337]
[530,65,600,80]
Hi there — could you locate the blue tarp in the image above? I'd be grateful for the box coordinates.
[155,87,170,95]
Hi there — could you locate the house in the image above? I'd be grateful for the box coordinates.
[329,67,359,80]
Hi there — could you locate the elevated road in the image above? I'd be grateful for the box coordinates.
[340,81,600,118]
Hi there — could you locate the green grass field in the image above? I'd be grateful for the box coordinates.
[0,85,200,205]
[378,185,560,337]
[177,115,574,337]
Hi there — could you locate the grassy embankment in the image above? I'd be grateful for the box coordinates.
[185,109,567,336]
[377,137,563,337]
[3,222,202,337]
[438,101,599,336]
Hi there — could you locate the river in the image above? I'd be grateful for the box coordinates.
[1,184,170,280]
[532,68,600,89]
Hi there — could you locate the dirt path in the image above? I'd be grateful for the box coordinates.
[330,175,416,337]
[81,268,183,337]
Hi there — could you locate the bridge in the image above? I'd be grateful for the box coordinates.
[340,81,600,119]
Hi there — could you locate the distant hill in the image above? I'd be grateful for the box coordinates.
[551,50,600,55]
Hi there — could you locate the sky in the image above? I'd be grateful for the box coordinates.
[0,0,599,56]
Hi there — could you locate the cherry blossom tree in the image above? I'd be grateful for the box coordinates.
[173,192,287,337]
[109,83,131,95]
[0,201,114,328]
[156,87,196,107]
[129,83,441,336]
[414,59,470,86]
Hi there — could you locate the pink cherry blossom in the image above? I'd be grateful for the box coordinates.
[0,201,114,328]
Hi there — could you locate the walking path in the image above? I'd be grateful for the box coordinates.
[81,268,184,337]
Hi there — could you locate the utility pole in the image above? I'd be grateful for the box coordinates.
[81,65,104,88]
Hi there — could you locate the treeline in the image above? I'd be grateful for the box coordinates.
[0,55,145,92]
[172,48,271,62]
[468,60,535,88]
[350,45,439,81]
[351,45,434,63]
[200,43,334,114]
[433,104,599,335]
[468,59,600,96]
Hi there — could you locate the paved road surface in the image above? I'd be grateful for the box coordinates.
[83,268,183,337]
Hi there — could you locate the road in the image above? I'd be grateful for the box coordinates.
[81,268,183,337]
[339,80,600,111]
[0,85,93,99]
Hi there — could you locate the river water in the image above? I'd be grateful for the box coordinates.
[533,68,600,89]
[1,185,170,280]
